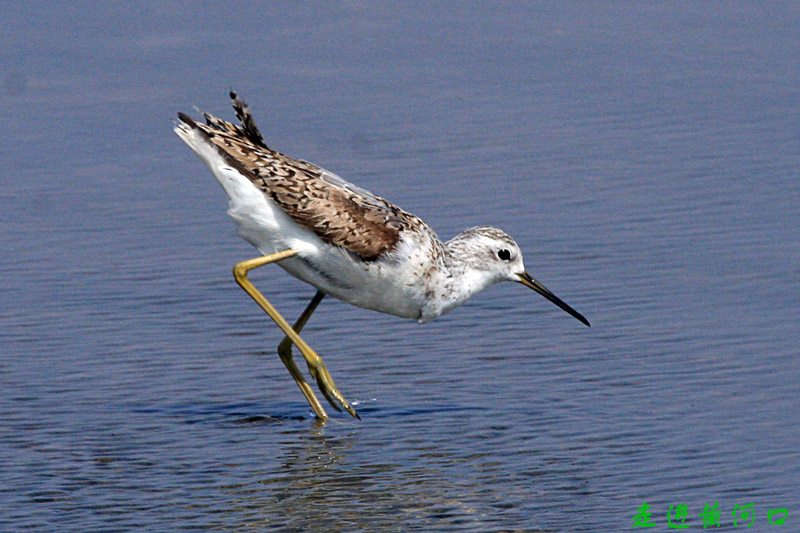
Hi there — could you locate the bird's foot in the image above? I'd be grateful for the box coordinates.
[307,360,360,420]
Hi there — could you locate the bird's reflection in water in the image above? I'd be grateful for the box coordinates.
[215,416,492,530]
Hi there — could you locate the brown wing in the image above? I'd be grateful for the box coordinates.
[178,95,421,260]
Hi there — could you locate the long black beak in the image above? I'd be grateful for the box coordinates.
[517,272,590,327]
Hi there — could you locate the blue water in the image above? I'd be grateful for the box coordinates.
[2,3,799,530]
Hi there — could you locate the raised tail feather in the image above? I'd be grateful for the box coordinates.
[176,90,268,151]
[229,90,267,149]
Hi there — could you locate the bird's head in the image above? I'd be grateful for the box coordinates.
[447,226,590,327]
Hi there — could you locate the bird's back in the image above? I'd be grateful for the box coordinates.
[175,93,444,320]
[176,92,434,261]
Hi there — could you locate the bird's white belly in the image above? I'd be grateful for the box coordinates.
[278,253,427,319]
[223,179,428,319]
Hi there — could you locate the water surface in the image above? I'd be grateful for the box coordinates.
[2,2,799,530]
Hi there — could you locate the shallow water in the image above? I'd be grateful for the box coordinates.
[2,3,799,530]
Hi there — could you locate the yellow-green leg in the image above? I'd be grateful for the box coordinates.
[277,290,331,409]
[232,250,359,420]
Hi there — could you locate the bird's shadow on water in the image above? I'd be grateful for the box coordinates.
[153,398,480,427]
[155,401,312,426]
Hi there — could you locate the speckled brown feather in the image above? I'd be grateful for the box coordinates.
[178,94,427,260]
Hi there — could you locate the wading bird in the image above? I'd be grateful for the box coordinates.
[175,92,589,420]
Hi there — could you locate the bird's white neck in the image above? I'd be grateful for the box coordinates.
[417,240,503,322]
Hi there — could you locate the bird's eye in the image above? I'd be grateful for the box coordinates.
[497,249,512,261]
